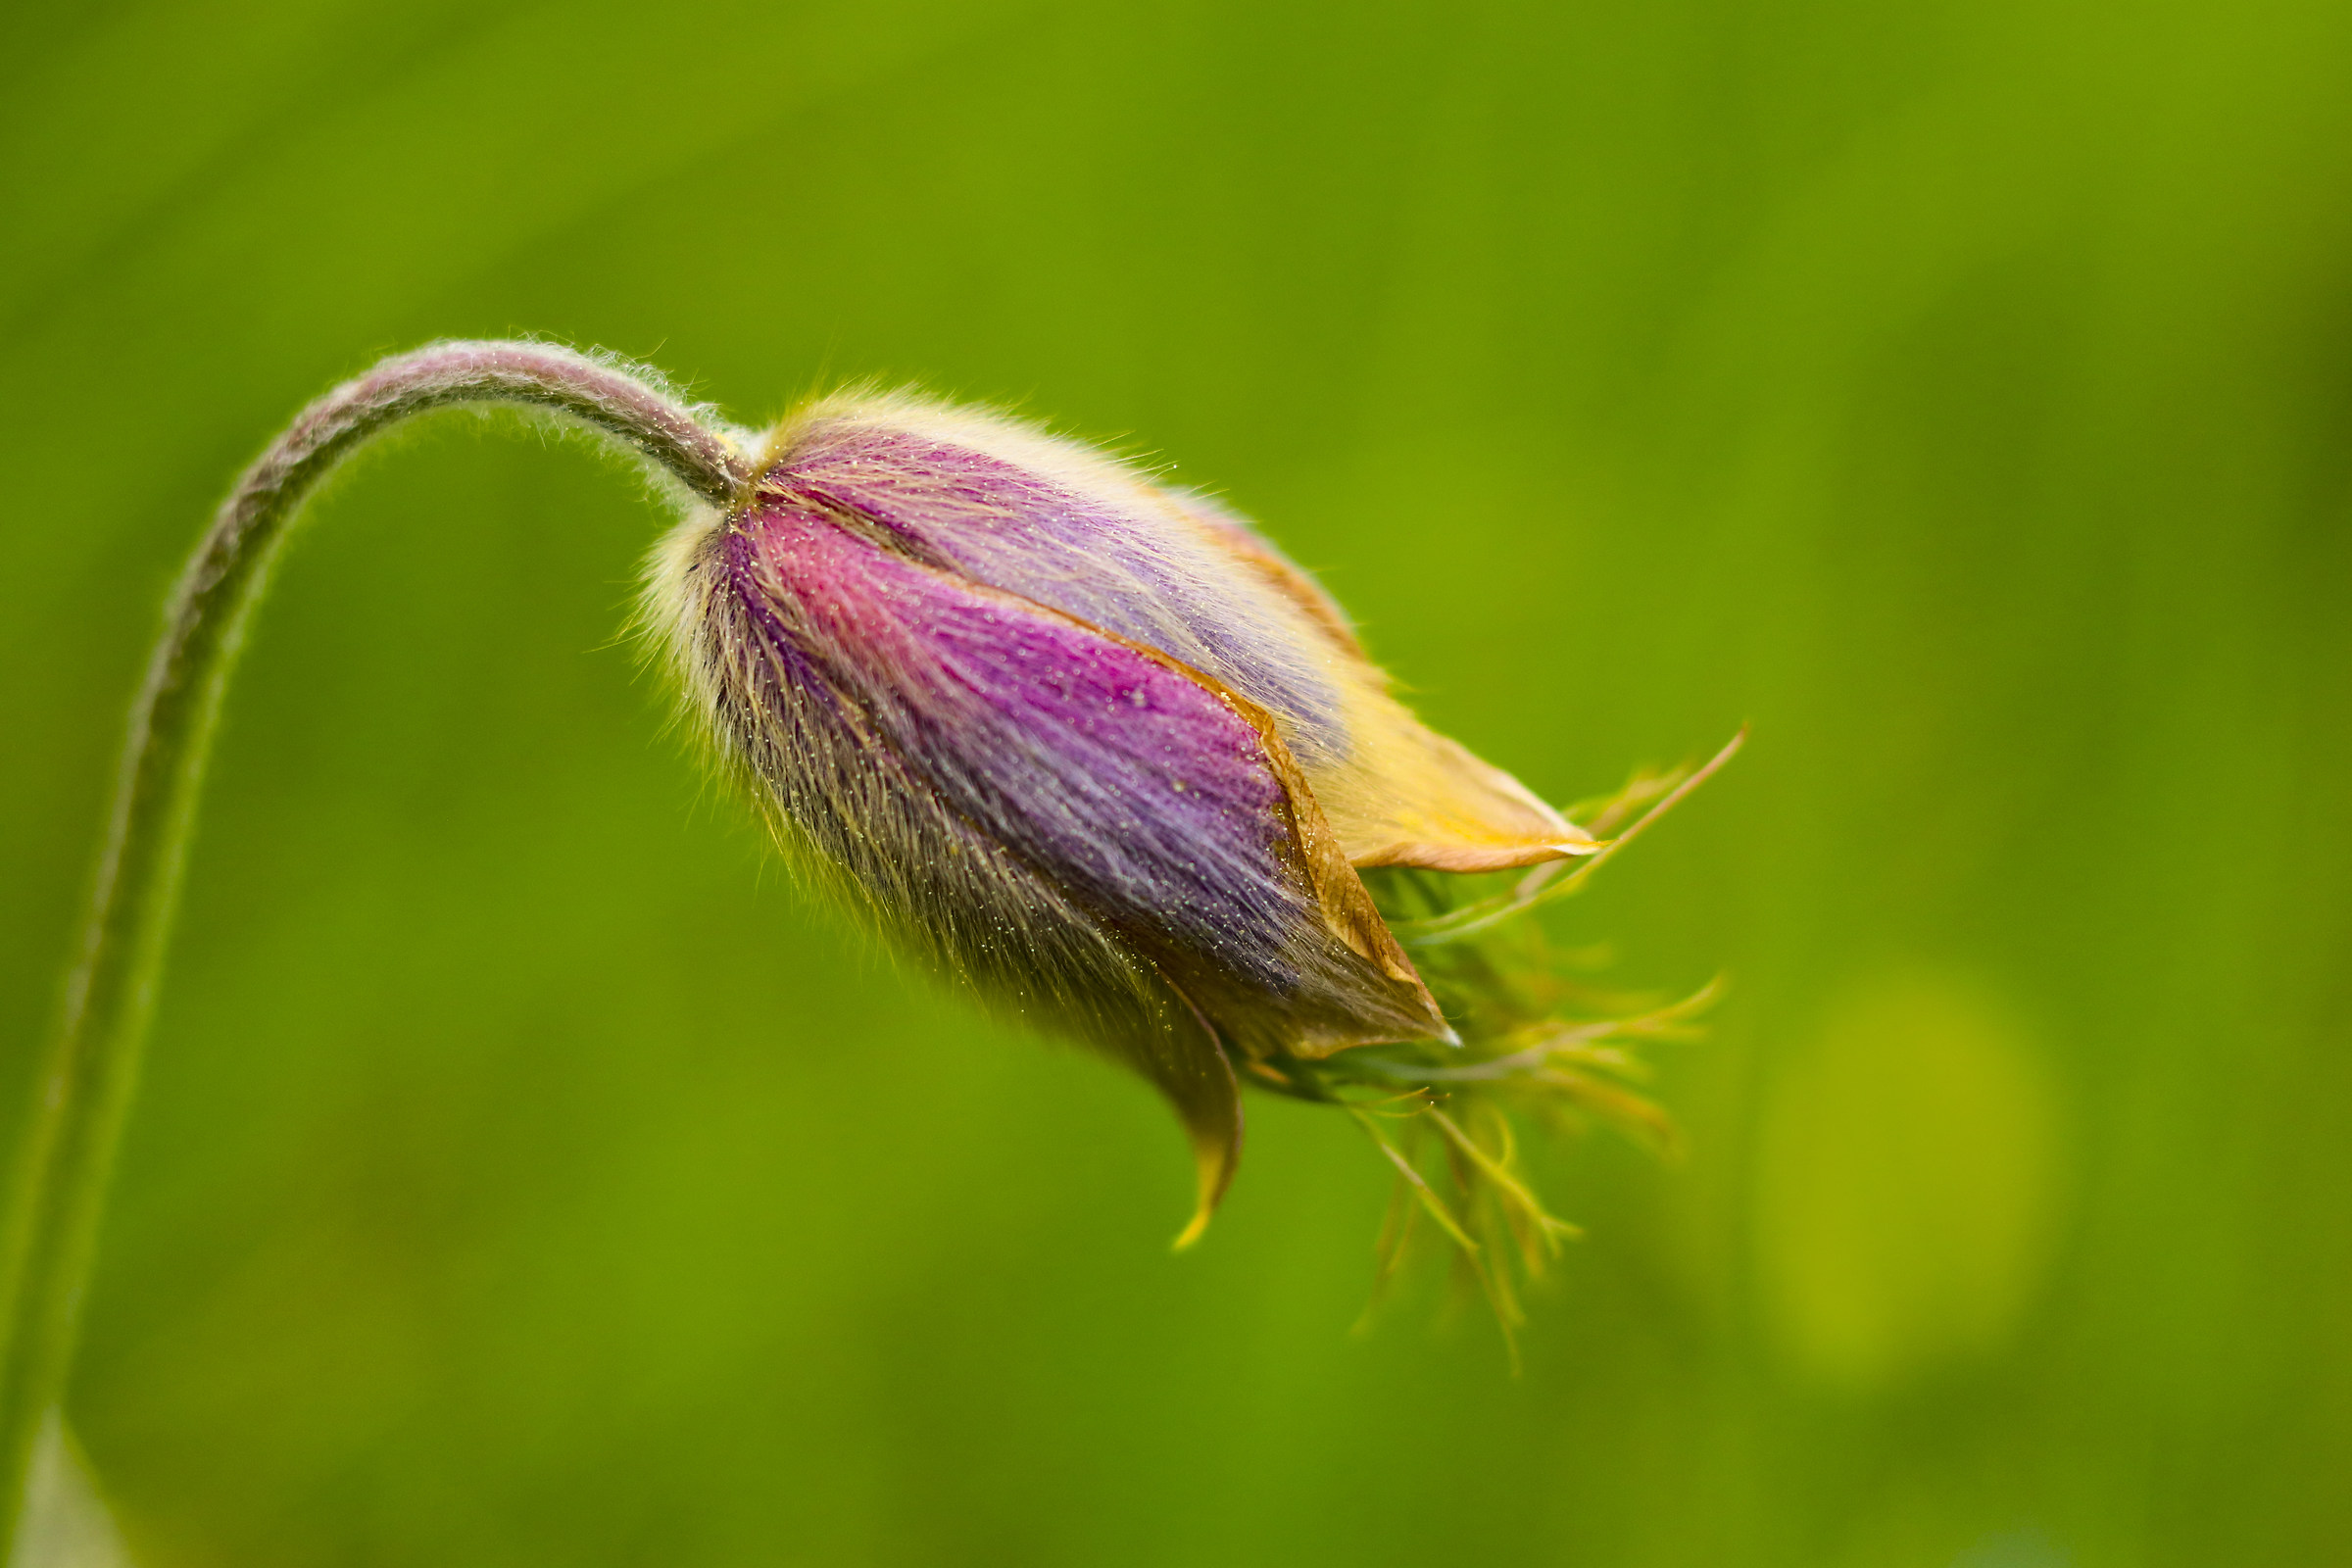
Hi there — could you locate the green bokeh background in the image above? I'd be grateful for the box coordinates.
[5,0,2349,1563]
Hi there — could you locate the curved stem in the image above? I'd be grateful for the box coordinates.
[0,341,752,1552]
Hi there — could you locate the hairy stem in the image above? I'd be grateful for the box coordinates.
[0,341,752,1551]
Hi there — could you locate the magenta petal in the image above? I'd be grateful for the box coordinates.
[736,501,1313,994]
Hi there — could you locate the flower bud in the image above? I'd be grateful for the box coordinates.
[644,391,1596,1238]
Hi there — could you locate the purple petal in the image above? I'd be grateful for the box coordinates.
[720,500,1445,1060]
[768,423,1351,769]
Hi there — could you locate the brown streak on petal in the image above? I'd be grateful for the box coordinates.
[1353,839,1598,872]
[1226,698,1435,994]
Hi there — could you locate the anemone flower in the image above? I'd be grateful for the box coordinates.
[0,343,1734,1553]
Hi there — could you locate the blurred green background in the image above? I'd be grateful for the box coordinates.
[4,0,2349,1562]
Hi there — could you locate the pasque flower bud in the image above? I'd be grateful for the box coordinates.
[644,391,1601,1238]
[15,334,1719,1494]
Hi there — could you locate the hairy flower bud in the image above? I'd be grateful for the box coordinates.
[18,332,1707,1486]
[645,391,1600,1239]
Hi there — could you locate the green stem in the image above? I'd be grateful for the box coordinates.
[0,341,752,1551]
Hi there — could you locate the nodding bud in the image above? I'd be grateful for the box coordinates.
[643,391,1595,1241]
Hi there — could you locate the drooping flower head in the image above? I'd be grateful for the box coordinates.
[22,332,1719,1530]
[645,389,1724,1273]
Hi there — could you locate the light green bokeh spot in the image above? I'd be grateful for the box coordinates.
[1756,970,2067,1390]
